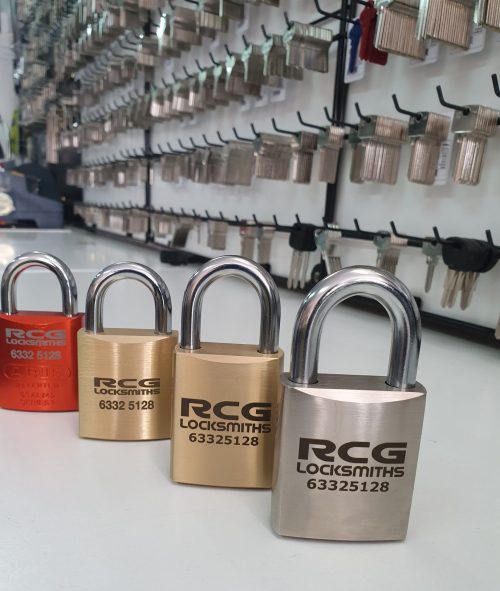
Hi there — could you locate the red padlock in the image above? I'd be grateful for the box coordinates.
[0,252,84,411]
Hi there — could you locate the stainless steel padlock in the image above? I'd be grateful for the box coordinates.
[272,266,426,541]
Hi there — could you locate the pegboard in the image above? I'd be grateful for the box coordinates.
[82,1,500,333]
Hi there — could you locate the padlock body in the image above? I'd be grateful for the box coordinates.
[272,374,426,541]
[0,311,84,411]
[171,342,284,488]
[78,328,178,440]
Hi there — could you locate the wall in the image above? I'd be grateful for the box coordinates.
[0,5,17,158]
[83,2,500,330]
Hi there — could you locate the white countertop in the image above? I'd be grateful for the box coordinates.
[0,229,498,591]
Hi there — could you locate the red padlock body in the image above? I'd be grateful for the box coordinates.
[0,311,84,411]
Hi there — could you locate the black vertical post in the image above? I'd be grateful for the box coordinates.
[323,0,353,223]
[144,10,153,242]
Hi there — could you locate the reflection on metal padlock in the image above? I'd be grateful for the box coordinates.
[0,252,84,411]
[78,263,178,440]
[272,267,426,541]
[171,256,284,488]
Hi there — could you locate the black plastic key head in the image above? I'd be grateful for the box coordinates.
[442,238,491,273]
[289,223,317,252]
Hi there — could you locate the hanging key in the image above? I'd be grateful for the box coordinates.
[318,125,346,183]
[283,21,334,73]
[375,0,425,59]
[407,112,451,185]
[315,226,343,276]
[288,223,317,290]
[354,114,409,185]
[256,226,275,271]
[475,0,500,30]
[417,0,475,49]
[422,240,442,293]
[240,222,258,259]
[441,238,494,310]
[254,133,293,180]
[374,232,408,275]
[450,104,500,186]
[207,221,229,250]
[291,132,318,184]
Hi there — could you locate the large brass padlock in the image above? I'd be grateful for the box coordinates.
[171,256,283,488]
[272,267,426,541]
[78,262,177,440]
[0,252,84,412]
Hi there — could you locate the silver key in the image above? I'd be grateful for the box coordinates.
[240,222,258,259]
[315,227,342,275]
[422,241,442,292]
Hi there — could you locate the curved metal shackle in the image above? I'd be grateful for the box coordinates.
[181,256,280,354]
[289,267,421,389]
[85,262,172,334]
[1,251,78,316]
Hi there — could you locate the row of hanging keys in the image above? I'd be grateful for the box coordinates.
[373,0,500,60]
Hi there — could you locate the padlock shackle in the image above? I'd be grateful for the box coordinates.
[181,256,280,354]
[1,251,78,316]
[85,262,172,334]
[289,267,421,389]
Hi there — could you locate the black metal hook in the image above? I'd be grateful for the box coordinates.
[389,221,430,246]
[353,219,385,237]
[161,77,170,88]
[432,226,456,246]
[195,58,205,71]
[233,127,253,142]
[324,106,357,129]
[392,94,422,121]
[492,74,500,98]
[242,34,249,48]
[203,134,223,148]
[190,137,205,149]
[436,85,470,116]
[261,24,271,40]
[216,131,229,144]
[178,139,193,151]
[208,52,220,66]
[313,0,355,23]
[183,66,193,78]
[354,102,371,123]
[167,141,186,155]
[297,111,325,131]
[250,123,260,137]
[224,43,233,57]
[272,117,297,137]
[284,11,291,28]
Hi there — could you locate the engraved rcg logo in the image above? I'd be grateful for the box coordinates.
[93,378,160,396]
[180,397,272,433]
[296,438,408,493]
[5,329,66,347]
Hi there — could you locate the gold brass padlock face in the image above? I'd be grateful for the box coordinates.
[78,328,178,441]
[171,342,283,488]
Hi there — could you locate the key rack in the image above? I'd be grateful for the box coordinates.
[15,0,500,348]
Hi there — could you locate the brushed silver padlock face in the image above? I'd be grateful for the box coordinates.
[272,375,426,541]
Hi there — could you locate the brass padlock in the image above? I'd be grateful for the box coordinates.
[171,256,283,488]
[78,263,178,441]
[272,267,426,541]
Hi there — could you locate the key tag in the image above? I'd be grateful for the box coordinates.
[344,19,365,83]
[0,252,84,412]
[272,266,426,541]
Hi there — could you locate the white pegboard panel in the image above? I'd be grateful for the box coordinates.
[337,28,500,328]
[83,3,500,330]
